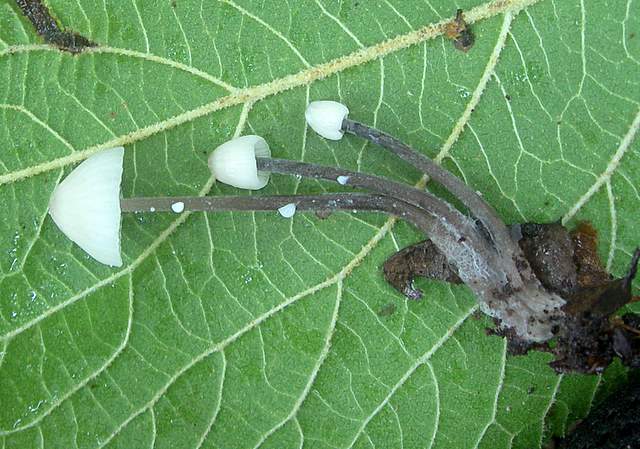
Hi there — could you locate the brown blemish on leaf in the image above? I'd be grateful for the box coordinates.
[383,239,461,300]
[315,210,333,220]
[517,222,578,297]
[15,0,96,54]
[445,9,475,52]
[377,303,397,317]
[571,222,612,289]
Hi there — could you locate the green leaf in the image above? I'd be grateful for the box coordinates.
[0,0,638,447]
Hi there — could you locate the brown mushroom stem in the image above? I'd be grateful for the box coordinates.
[342,119,507,241]
[255,157,490,251]
[252,156,562,342]
[120,193,435,234]
[342,119,536,289]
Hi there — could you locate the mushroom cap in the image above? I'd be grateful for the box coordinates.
[48,147,124,267]
[305,101,349,140]
[208,135,271,190]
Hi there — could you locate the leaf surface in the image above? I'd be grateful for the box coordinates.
[0,0,638,447]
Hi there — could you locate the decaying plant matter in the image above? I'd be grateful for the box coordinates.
[340,116,640,374]
[444,9,475,52]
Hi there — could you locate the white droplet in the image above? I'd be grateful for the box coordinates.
[337,175,350,185]
[149,207,156,212]
[278,203,296,218]
[171,202,185,213]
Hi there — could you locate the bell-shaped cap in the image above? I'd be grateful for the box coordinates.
[305,101,349,140]
[208,135,271,190]
[48,147,124,267]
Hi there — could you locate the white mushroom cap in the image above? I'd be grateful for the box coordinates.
[208,135,271,190]
[48,147,124,267]
[305,101,349,140]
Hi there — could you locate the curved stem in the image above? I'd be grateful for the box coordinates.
[342,118,533,291]
[256,157,481,242]
[255,157,508,291]
[342,119,512,250]
[120,193,436,234]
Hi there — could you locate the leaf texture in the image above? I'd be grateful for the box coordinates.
[0,0,638,448]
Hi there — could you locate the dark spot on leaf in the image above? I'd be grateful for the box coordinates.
[554,375,640,448]
[15,0,96,54]
[383,239,462,300]
[377,303,396,317]
[445,9,475,52]
[315,210,333,220]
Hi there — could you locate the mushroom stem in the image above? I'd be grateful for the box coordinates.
[120,193,435,233]
[342,119,511,246]
[341,118,532,290]
[255,157,478,237]
[254,157,511,291]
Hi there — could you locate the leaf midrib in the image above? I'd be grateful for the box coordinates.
[0,0,539,187]
[4,0,626,445]
[1,3,522,439]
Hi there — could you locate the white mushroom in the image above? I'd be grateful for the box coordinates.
[208,135,271,190]
[305,101,349,140]
[48,147,124,267]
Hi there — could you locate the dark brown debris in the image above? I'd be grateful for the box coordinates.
[554,372,640,449]
[383,239,462,300]
[385,221,640,374]
[14,0,96,53]
[445,9,475,52]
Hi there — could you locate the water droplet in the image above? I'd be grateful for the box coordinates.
[337,175,350,185]
[278,203,296,218]
[27,399,45,413]
[171,202,185,213]
[457,87,471,98]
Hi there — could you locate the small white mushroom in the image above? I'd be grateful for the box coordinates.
[171,202,185,213]
[305,101,349,140]
[208,135,271,190]
[48,147,124,267]
[278,203,296,218]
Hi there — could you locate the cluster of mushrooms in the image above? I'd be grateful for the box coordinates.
[48,101,639,374]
